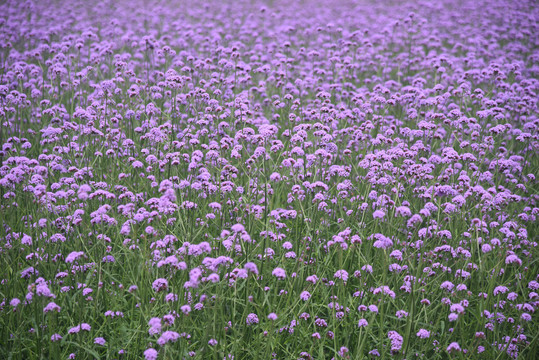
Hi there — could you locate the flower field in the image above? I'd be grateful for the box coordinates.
[0,0,538,359]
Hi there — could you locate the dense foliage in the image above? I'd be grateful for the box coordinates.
[0,0,538,359]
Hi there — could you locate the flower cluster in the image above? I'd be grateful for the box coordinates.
[0,0,537,359]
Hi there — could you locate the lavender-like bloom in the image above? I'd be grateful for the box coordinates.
[148,317,162,335]
[338,347,349,357]
[272,267,286,280]
[35,281,55,298]
[231,224,245,232]
[181,305,191,315]
[246,313,259,325]
[300,291,311,301]
[334,270,348,282]
[395,310,408,318]
[244,262,259,275]
[440,281,455,291]
[144,348,158,360]
[67,325,80,335]
[369,349,380,357]
[447,342,461,353]
[505,254,522,265]
[395,206,411,217]
[372,234,393,249]
[152,278,168,292]
[65,251,84,263]
[493,286,508,296]
[157,331,180,346]
[388,331,403,352]
[43,302,61,313]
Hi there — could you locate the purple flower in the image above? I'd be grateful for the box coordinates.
[450,304,465,314]
[334,270,348,282]
[395,310,408,318]
[68,325,81,334]
[43,302,61,313]
[372,234,393,249]
[246,313,259,325]
[416,329,430,338]
[82,288,93,296]
[493,286,508,296]
[272,267,286,280]
[157,331,180,346]
[358,319,368,328]
[300,291,311,301]
[440,281,455,291]
[388,330,403,352]
[65,251,85,263]
[144,348,158,360]
[505,254,522,265]
[338,347,349,357]
[395,206,411,217]
[21,234,32,246]
[148,317,162,335]
[231,224,245,232]
[152,278,168,292]
[36,282,55,298]
[244,262,259,275]
[369,349,380,357]
[390,250,403,261]
[446,342,461,353]
[94,337,106,346]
